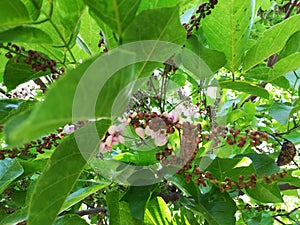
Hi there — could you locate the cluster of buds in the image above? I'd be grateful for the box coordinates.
[241,203,286,213]
[2,43,64,78]
[205,126,269,149]
[180,164,288,193]
[183,0,219,37]
[0,128,64,160]
[98,31,108,53]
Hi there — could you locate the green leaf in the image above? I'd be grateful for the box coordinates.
[0,26,53,44]
[243,14,300,71]
[78,8,101,56]
[185,35,226,72]
[121,185,156,221]
[36,0,85,47]
[21,0,43,21]
[84,0,141,39]
[0,99,36,124]
[202,0,255,72]
[205,157,255,181]
[4,56,49,91]
[268,52,300,82]
[241,154,279,176]
[168,174,200,201]
[269,102,293,125]
[17,158,47,177]
[123,6,186,44]
[138,0,182,13]
[144,197,172,225]
[5,41,187,145]
[244,66,270,81]
[0,99,24,123]
[54,215,88,225]
[279,30,300,59]
[27,120,110,225]
[181,187,236,225]
[89,11,118,50]
[0,0,31,28]
[246,183,283,203]
[60,183,109,211]
[0,158,24,194]
[243,66,290,89]
[107,190,143,225]
[0,207,27,225]
[220,81,269,99]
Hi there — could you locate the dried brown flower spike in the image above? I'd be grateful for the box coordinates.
[277,139,297,166]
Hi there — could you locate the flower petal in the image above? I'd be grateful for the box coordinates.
[135,127,145,139]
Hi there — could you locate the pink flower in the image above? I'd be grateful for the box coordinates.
[63,124,75,134]
[135,127,145,138]
[145,126,168,146]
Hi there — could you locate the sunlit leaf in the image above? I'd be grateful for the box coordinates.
[27,120,110,225]
[202,0,255,72]
[243,14,300,71]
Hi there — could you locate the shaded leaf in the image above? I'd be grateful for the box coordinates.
[0,99,36,124]
[0,26,52,44]
[0,0,31,28]
[269,102,293,125]
[0,206,27,225]
[84,0,141,39]
[123,6,186,44]
[205,157,255,181]
[61,183,109,211]
[0,99,25,123]
[246,183,283,203]
[279,30,300,59]
[168,174,200,201]
[241,154,279,176]
[0,158,24,194]
[21,0,43,21]
[54,215,88,225]
[243,14,300,71]
[27,120,110,225]
[17,158,47,177]
[220,81,269,99]
[268,52,300,82]
[202,0,255,72]
[4,56,49,91]
[121,185,156,221]
[138,0,182,13]
[185,34,226,72]
[107,190,142,225]
[181,187,236,225]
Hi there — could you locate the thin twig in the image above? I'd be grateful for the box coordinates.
[76,207,107,216]
[284,0,299,19]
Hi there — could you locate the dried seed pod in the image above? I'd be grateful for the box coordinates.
[277,139,297,166]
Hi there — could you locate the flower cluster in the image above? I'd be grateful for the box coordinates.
[183,0,219,37]
[99,119,127,153]
[182,165,288,193]
[205,126,269,149]
[0,128,64,160]
[241,203,286,213]
[2,43,64,77]
[97,103,202,157]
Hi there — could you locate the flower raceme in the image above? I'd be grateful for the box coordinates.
[98,104,201,155]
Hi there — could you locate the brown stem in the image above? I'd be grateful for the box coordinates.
[0,88,11,98]
[76,207,107,216]
[33,78,47,93]
[284,0,299,19]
